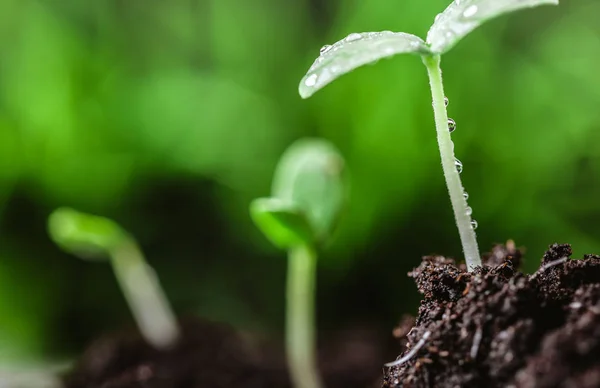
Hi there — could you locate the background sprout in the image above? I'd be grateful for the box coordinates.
[250,138,346,388]
[48,207,180,350]
[299,0,558,271]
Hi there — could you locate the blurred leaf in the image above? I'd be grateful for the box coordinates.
[427,0,559,54]
[47,208,126,261]
[272,138,347,244]
[299,32,429,98]
[250,198,314,250]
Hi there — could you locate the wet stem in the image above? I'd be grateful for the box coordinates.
[422,54,482,271]
[286,244,324,388]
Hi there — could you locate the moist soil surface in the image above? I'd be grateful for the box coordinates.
[384,243,600,388]
[65,243,600,388]
[64,317,388,388]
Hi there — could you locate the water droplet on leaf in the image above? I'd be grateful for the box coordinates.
[444,96,449,107]
[448,118,456,133]
[463,5,479,18]
[345,33,362,42]
[305,74,318,87]
[320,45,332,54]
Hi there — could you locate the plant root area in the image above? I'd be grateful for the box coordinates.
[64,317,387,388]
[384,243,600,388]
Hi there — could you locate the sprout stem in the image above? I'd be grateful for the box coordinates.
[109,238,180,350]
[423,55,482,271]
[286,244,323,388]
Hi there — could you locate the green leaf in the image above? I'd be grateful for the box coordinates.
[47,207,127,260]
[271,138,346,243]
[427,0,559,54]
[299,32,430,98]
[250,198,315,250]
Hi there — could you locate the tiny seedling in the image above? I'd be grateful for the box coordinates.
[299,0,558,271]
[250,138,346,388]
[48,207,180,350]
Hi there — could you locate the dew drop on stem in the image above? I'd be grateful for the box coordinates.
[444,96,449,107]
[471,220,478,230]
[466,207,473,216]
[448,118,456,133]
[455,158,463,174]
[463,191,469,200]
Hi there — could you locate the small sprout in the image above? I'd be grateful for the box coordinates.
[250,138,347,388]
[48,207,180,350]
[251,138,346,250]
[299,0,559,271]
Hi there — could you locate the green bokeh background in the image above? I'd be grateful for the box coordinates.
[0,0,598,366]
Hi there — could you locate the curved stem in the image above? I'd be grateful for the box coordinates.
[110,238,180,349]
[286,244,324,388]
[422,55,482,271]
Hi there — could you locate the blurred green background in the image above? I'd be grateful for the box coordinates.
[0,0,598,367]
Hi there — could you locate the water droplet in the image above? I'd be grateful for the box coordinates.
[305,74,318,87]
[434,13,442,22]
[471,220,478,230]
[444,96,449,107]
[448,118,456,133]
[466,207,473,216]
[345,33,362,42]
[320,45,332,54]
[455,158,463,173]
[463,5,478,18]
[463,191,469,200]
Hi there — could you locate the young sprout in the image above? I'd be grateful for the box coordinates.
[250,138,346,388]
[298,0,559,271]
[48,207,180,350]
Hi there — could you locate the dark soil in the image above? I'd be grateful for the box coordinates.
[64,318,387,388]
[66,242,600,388]
[383,243,600,388]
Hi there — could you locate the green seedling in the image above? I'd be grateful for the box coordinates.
[48,207,180,350]
[299,0,558,271]
[250,138,346,388]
